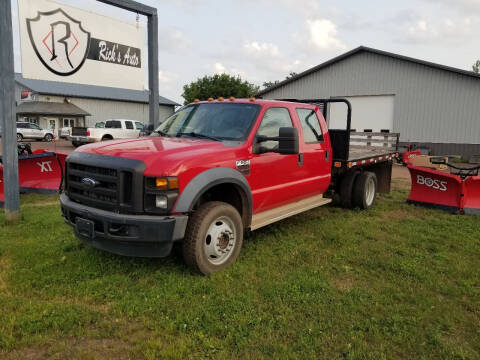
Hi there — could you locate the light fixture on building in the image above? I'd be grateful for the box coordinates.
[136,13,139,29]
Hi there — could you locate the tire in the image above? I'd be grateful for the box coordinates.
[183,201,243,275]
[339,171,359,208]
[101,136,113,141]
[353,172,378,210]
[44,133,53,142]
[16,133,23,142]
[72,141,81,148]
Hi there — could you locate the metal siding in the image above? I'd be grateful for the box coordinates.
[67,98,174,127]
[262,52,480,145]
[17,90,174,127]
[15,74,179,106]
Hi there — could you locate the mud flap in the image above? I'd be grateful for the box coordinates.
[0,152,67,206]
[407,165,463,213]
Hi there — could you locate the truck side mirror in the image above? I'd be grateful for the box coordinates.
[278,127,299,155]
[255,127,299,155]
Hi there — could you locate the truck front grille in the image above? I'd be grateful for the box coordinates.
[67,162,121,211]
[65,153,146,214]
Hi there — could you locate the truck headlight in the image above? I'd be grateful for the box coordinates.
[155,195,168,209]
[144,177,179,214]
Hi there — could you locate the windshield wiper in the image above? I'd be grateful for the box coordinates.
[176,132,222,142]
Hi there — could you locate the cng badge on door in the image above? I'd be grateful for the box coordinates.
[236,160,250,176]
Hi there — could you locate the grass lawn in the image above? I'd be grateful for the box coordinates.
[0,181,479,359]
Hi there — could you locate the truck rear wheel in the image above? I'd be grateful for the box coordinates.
[353,171,378,209]
[183,201,243,275]
[339,171,359,208]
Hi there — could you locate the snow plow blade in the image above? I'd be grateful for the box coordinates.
[407,165,480,214]
[407,165,463,213]
[0,151,67,206]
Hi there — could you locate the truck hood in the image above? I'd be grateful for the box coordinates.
[75,136,239,175]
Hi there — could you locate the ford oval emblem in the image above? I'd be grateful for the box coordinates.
[81,177,98,188]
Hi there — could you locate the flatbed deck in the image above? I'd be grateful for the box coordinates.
[348,147,398,162]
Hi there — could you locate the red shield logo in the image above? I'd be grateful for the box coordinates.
[26,8,90,76]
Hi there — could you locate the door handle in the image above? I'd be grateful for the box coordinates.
[325,150,330,161]
[298,153,304,166]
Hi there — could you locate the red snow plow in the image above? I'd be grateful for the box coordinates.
[407,157,480,214]
[0,144,66,206]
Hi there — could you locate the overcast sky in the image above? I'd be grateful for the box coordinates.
[11,0,480,103]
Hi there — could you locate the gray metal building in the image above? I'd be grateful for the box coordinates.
[14,73,178,135]
[257,46,480,158]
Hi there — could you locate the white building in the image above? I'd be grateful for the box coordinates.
[15,73,178,134]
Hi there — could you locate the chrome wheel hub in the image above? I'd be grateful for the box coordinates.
[204,216,236,265]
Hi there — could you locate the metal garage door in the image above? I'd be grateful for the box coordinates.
[328,95,395,132]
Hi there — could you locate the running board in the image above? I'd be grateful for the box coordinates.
[250,194,332,230]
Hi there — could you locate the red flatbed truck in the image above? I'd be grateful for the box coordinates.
[60,98,399,274]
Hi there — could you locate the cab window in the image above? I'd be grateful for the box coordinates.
[125,121,134,130]
[105,120,122,129]
[296,108,323,143]
[256,107,293,152]
[135,122,144,130]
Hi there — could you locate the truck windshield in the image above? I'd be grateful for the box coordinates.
[154,103,261,141]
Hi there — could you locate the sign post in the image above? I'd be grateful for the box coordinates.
[0,0,20,223]
[95,0,160,128]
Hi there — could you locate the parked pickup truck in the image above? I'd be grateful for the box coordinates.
[68,119,143,147]
[61,98,399,275]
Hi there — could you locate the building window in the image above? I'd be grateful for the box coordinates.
[21,117,39,125]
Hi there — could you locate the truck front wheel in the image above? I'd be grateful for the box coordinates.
[183,201,243,275]
[353,171,378,209]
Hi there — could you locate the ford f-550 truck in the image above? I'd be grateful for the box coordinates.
[61,98,399,275]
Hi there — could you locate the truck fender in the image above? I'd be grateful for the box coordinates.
[173,167,253,226]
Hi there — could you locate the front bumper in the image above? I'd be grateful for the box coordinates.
[60,194,188,258]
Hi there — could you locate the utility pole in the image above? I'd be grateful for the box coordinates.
[0,0,20,223]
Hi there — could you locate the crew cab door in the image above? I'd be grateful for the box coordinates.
[249,107,305,213]
[295,107,332,195]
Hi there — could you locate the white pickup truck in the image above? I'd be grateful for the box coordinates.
[69,119,144,147]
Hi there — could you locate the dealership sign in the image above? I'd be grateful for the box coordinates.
[19,0,145,90]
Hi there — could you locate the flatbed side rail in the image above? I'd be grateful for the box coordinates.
[349,132,400,152]
[277,98,352,161]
